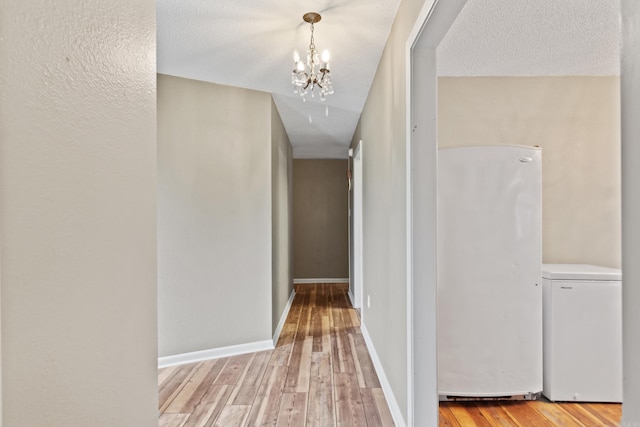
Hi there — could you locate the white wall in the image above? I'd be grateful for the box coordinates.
[621,0,640,422]
[158,75,274,356]
[0,1,158,425]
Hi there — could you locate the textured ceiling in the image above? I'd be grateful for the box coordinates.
[438,0,620,76]
[157,0,620,159]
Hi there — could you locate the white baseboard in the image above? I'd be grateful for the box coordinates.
[360,322,407,427]
[293,278,349,284]
[158,340,274,369]
[273,289,296,346]
[348,290,355,307]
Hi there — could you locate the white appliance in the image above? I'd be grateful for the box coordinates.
[437,145,542,399]
[542,263,622,402]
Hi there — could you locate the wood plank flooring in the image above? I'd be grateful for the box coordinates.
[158,283,622,427]
[440,399,621,426]
[158,283,393,426]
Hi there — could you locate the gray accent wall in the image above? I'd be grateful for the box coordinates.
[293,160,349,279]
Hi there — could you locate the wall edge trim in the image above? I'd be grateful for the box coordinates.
[273,289,296,346]
[361,322,408,427]
[158,340,274,369]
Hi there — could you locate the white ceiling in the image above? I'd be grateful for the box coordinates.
[157,0,620,159]
[439,0,620,77]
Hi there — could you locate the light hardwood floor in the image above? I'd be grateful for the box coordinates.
[159,283,394,426]
[158,283,622,426]
[440,399,621,426]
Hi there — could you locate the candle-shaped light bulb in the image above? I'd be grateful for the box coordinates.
[296,61,305,72]
[322,50,330,63]
[293,49,300,63]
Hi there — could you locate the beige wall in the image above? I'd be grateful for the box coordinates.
[271,100,294,333]
[158,75,274,356]
[438,76,621,268]
[349,0,434,421]
[0,1,158,425]
[354,10,623,422]
[293,160,349,279]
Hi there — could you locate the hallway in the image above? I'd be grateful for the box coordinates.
[158,283,394,426]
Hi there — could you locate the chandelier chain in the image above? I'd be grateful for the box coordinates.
[309,23,315,51]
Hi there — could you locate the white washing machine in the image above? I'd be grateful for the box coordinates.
[542,264,622,402]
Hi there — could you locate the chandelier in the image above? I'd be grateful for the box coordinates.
[291,12,334,101]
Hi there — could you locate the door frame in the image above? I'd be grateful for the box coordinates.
[405,1,467,424]
[352,140,364,316]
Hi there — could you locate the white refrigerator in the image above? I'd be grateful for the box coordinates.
[437,145,543,399]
